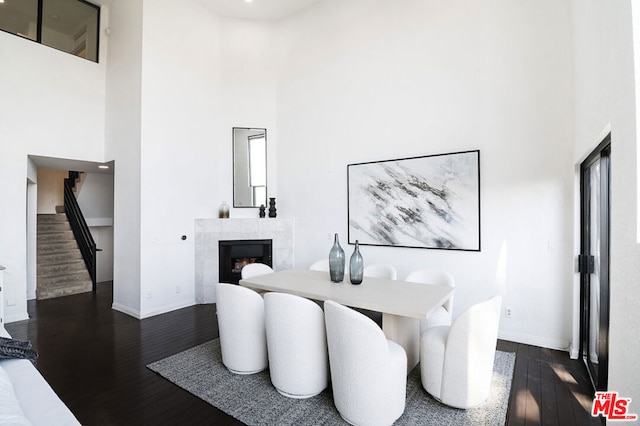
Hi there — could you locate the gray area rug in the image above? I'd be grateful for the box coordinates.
[147,339,514,425]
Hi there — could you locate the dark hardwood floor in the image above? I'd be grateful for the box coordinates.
[5,282,601,425]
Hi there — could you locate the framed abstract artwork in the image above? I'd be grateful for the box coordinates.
[347,150,480,251]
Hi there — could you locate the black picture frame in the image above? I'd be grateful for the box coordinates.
[347,150,481,251]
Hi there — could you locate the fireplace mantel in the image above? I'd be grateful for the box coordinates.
[194,218,294,303]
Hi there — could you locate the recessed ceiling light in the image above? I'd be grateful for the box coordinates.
[245,0,253,3]
[98,165,109,169]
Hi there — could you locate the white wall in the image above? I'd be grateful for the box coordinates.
[0,22,107,322]
[36,169,67,214]
[93,227,114,283]
[105,0,143,317]
[96,0,280,319]
[26,160,38,300]
[77,172,114,222]
[77,172,114,283]
[119,0,279,318]
[276,0,575,350]
[217,17,279,217]
[135,0,217,316]
[572,0,640,413]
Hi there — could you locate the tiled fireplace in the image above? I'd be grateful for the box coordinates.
[195,218,294,303]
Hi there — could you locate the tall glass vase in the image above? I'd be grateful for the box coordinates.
[328,233,345,282]
[349,240,363,285]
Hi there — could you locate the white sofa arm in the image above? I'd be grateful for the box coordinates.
[0,326,80,426]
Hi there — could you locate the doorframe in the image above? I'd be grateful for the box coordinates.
[578,133,611,392]
[26,178,38,299]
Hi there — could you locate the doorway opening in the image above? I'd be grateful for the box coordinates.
[27,155,114,300]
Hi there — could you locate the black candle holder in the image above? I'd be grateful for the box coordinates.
[268,198,277,218]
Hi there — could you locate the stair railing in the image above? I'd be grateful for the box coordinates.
[64,171,97,290]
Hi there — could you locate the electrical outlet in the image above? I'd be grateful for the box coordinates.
[176,285,181,294]
[505,307,513,318]
[146,292,152,299]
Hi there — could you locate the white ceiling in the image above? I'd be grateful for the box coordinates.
[194,0,324,21]
[30,156,114,174]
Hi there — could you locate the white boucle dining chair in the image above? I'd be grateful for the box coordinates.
[420,295,502,409]
[309,259,330,272]
[324,300,406,426]
[264,292,329,398]
[405,268,455,332]
[240,263,274,279]
[363,264,398,280]
[215,283,268,374]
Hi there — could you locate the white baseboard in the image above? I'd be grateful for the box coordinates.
[112,299,197,320]
[499,330,572,353]
[112,302,141,319]
[139,300,196,319]
[4,312,30,324]
[569,346,579,360]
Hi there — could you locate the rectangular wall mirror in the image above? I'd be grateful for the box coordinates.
[233,127,267,208]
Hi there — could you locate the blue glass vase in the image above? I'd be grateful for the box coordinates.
[349,240,363,285]
[328,233,345,282]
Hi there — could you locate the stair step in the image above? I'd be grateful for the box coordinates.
[37,259,87,277]
[38,251,84,265]
[37,230,75,243]
[36,212,92,300]
[38,270,91,286]
[37,222,72,233]
[55,205,65,214]
[36,280,92,300]
[38,241,80,254]
[37,214,68,223]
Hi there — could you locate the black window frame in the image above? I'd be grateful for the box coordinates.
[0,0,100,63]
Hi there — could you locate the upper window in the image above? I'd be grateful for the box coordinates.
[0,0,99,62]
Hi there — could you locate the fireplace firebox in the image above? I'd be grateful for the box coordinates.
[219,239,273,284]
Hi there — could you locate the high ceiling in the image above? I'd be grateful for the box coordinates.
[30,156,114,174]
[0,0,324,37]
[194,0,324,21]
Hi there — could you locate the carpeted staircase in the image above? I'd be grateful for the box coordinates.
[37,212,92,300]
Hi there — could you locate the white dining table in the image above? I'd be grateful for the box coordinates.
[239,268,454,371]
